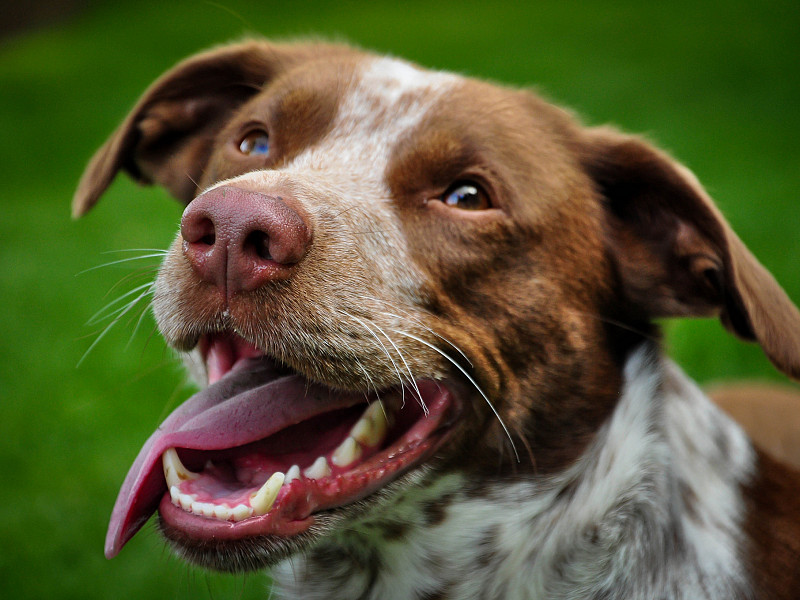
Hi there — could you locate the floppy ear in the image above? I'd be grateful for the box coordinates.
[581,127,800,380]
[72,40,347,217]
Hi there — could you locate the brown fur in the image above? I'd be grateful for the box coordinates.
[75,40,800,598]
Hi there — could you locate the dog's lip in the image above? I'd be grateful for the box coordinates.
[105,356,459,558]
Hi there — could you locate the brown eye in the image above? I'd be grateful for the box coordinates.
[239,130,270,156]
[441,182,490,211]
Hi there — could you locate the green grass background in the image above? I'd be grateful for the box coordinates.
[1,1,798,597]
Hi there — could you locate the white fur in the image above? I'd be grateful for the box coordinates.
[273,346,755,599]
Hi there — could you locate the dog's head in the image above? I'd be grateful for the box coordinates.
[75,40,800,571]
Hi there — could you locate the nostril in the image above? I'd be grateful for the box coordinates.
[184,216,216,246]
[200,232,216,247]
[244,230,272,261]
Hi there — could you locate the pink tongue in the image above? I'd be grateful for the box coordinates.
[105,358,364,558]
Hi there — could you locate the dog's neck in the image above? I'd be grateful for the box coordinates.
[273,345,755,600]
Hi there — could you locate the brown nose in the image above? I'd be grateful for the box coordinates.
[180,186,311,296]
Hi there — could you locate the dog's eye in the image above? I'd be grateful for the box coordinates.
[239,130,270,156]
[441,182,490,211]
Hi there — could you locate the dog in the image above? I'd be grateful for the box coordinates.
[74,40,800,599]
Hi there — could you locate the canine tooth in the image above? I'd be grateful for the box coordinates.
[331,436,362,467]
[169,486,180,503]
[350,401,389,447]
[304,456,332,480]
[162,448,198,488]
[250,471,285,515]
[232,504,254,521]
[285,464,301,484]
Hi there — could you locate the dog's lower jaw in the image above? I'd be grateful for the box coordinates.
[271,344,755,600]
[158,467,437,573]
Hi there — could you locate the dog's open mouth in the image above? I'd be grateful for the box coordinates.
[104,333,459,558]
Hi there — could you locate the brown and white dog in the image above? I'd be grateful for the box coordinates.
[74,40,800,599]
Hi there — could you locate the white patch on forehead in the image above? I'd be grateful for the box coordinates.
[288,56,458,190]
[353,56,456,119]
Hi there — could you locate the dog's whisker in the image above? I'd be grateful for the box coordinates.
[338,310,410,408]
[330,202,368,220]
[87,282,155,326]
[78,284,155,367]
[102,269,160,299]
[380,309,472,368]
[339,310,409,405]
[350,353,380,397]
[357,294,473,367]
[361,317,426,413]
[100,248,169,255]
[390,328,519,462]
[77,252,167,275]
[125,298,155,351]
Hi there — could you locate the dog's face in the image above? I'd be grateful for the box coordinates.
[75,41,800,572]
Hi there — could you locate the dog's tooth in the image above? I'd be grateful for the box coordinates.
[331,436,362,467]
[213,505,231,520]
[232,504,254,522]
[190,501,212,517]
[162,448,198,488]
[285,464,301,484]
[178,492,196,511]
[169,485,180,503]
[303,456,331,480]
[250,471,285,515]
[350,401,389,447]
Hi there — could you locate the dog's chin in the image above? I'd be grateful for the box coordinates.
[160,519,317,572]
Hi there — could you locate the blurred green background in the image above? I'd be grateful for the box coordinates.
[1,0,798,597]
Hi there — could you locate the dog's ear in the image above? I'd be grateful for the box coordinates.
[581,127,800,379]
[72,40,343,217]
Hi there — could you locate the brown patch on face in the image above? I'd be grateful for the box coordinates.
[384,80,631,474]
[203,59,359,187]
